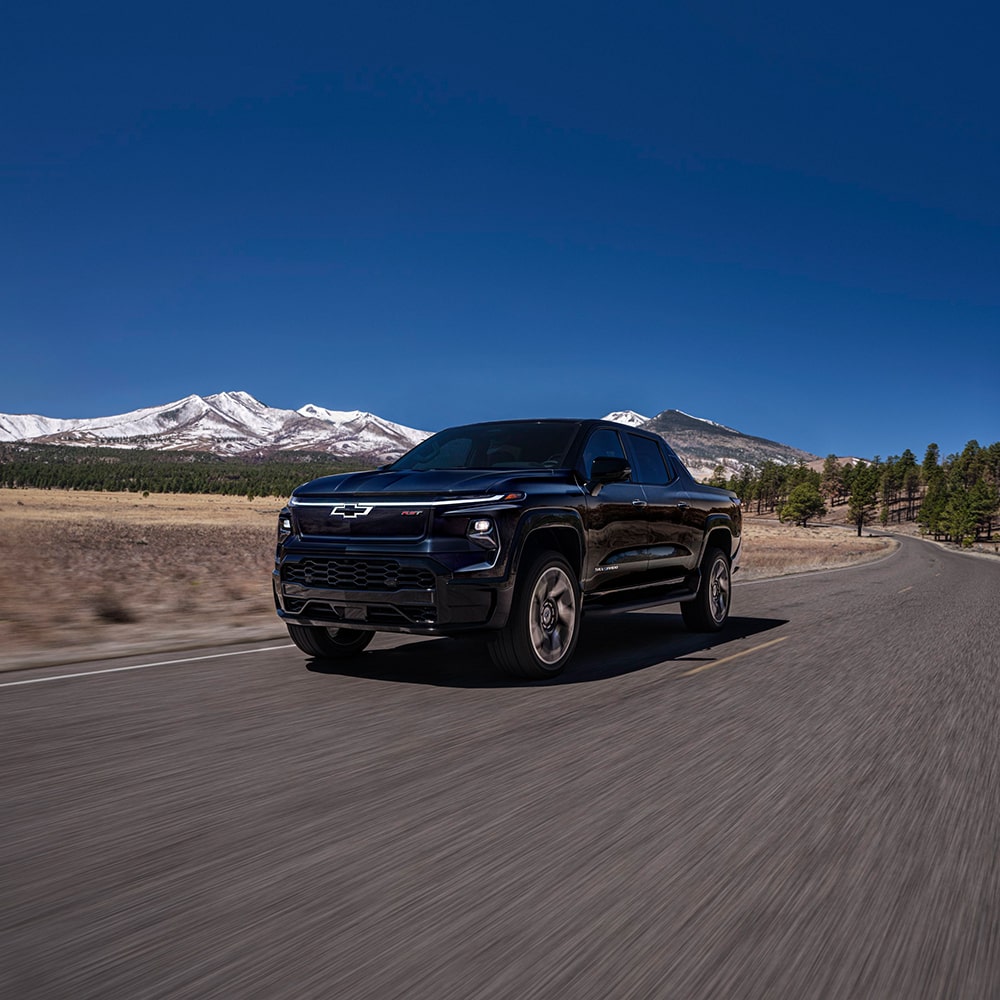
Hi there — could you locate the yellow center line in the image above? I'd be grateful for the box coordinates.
[680,635,790,677]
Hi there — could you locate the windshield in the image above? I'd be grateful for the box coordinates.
[390,421,580,472]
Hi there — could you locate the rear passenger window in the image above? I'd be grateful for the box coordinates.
[627,435,672,485]
[658,443,680,483]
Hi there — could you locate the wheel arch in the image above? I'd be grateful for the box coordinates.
[512,511,585,582]
[702,520,737,562]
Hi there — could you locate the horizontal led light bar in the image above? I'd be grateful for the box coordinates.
[288,492,525,508]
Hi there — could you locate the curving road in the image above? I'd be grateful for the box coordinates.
[2,536,999,999]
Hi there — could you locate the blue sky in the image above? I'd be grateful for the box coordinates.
[3,0,997,460]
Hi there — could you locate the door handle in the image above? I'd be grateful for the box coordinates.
[632,499,647,507]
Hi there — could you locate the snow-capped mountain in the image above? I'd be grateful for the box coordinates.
[600,407,816,479]
[0,392,430,461]
[601,410,649,427]
[642,409,818,481]
[1,393,817,477]
[278,404,431,458]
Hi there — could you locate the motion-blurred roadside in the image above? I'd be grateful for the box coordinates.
[0,489,896,672]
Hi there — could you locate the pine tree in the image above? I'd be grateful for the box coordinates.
[847,461,879,537]
[779,482,827,527]
[820,455,844,506]
[707,464,728,487]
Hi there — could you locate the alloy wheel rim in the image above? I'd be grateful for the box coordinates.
[709,558,730,623]
[529,567,577,666]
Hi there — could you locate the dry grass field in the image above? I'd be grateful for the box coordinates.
[738,516,896,580]
[0,489,896,670]
[0,490,285,669]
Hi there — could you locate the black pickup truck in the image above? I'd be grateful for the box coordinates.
[274,419,741,678]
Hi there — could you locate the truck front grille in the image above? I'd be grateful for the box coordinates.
[284,558,435,592]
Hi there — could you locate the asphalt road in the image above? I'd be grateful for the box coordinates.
[3,536,999,999]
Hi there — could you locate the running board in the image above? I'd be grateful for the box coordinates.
[583,573,701,615]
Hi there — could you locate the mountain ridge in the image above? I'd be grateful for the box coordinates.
[0,391,432,462]
[637,409,818,480]
[0,392,817,477]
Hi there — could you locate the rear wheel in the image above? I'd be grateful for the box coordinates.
[489,553,580,679]
[286,624,374,659]
[681,546,731,632]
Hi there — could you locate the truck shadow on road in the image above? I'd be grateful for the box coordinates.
[304,613,789,688]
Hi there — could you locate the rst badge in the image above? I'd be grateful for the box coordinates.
[329,504,374,518]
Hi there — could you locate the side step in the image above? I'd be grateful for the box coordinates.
[583,573,701,616]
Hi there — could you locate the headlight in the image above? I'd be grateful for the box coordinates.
[278,513,293,540]
[467,516,498,550]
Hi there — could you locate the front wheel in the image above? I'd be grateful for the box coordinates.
[489,553,581,679]
[286,623,374,659]
[681,547,732,632]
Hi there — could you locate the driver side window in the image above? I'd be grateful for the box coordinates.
[581,428,629,481]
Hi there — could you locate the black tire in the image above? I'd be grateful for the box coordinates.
[489,553,581,679]
[286,623,374,659]
[681,546,732,632]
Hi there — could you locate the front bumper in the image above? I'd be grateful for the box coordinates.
[273,549,514,635]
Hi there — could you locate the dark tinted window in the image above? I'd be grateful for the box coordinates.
[391,421,578,471]
[581,428,629,481]
[658,443,680,482]
[627,434,672,485]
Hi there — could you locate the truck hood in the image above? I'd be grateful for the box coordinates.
[291,467,565,499]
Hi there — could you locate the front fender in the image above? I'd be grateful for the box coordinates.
[508,508,586,580]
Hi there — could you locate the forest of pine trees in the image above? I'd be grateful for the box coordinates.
[0,444,369,499]
[706,439,1000,546]
[3,438,999,547]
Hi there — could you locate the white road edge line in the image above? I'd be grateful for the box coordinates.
[0,645,297,689]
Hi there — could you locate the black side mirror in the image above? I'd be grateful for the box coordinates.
[588,456,631,494]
